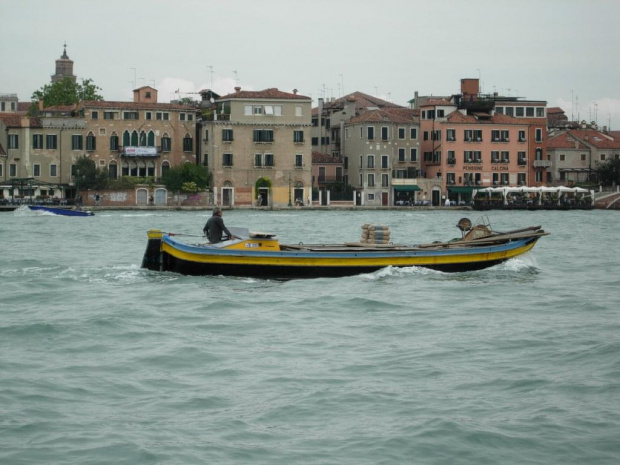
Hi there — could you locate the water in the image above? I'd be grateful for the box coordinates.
[1,208,619,464]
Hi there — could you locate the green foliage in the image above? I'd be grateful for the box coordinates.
[72,156,110,190]
[162,163,210,193]
[31,77,103,109]
[254,177,272,197]
[181,182,199,193]
[108,177,138,190]
[594,158,620,186]
[177,97,199,106]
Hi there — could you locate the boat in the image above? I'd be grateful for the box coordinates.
[141,218,549,279]
[28,205,95,216]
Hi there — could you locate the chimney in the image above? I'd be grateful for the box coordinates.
[38,98,44,111]
[293,89,298,95]
[234,87,241,93]
[21,116,31,128]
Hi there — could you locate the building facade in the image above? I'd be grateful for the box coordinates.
[199,87,313,207]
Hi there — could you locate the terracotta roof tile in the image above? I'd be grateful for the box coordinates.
[79,100,194,111]
[568,129,620,149]
[312,151,342,163]
[218,88,311,101]
[349,107,417,124]
[0,112,41,128]
[547,132,588,150]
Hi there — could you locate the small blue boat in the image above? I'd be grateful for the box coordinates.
[28,205,95,216]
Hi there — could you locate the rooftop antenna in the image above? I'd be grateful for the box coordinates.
[130,68,137,89]
[571,90,574,121]
[233,70,238,86]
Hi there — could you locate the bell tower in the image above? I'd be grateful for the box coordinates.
[51,42,76,83]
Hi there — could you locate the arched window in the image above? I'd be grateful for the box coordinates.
[161,133,171,152]
[161,161,170,177]
[86,131,96,151]
[183,133,193,152]
[110,132,119,151]
[122,161,130,176]
[131,130,138,146]
[147,131,155,147]
[138,160,147,177]
[123,131,130,147]
[139,131,147,147]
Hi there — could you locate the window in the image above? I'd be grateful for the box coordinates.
[46,134,57,149]
[516,107,524,117]
[147,131,155,147]
[367,173,375,187]
[505,107,514,117]
[10,164,17,177]
[447,150,456,164]
[381,127,389,140]
[33,164,41,177]
[535,171,543,182]
[410,128,417,139]
[368,193,375,201]
[104,111,116,120]
[180,113,186,121]
[518,152,527,165]
[518,173,526,185]
[382,173,389,187]
[491,130,500,142]
[519,130,526,142]
[447,173,455,184]
[464,130,473,142]
[536,148,543,160]
[501,130,509,142]
[367,127,375,140]
[367,155,375,169]
[156,112,169,121]
[464,151,473,163]
[253,129,274,142]
[293,130,304,143]
[161,136,171,152]
[474,151,482,162]
[410,147,418,162]
[535,128,543,142]
[559,154,566,161]
[536,108,545,117]
[295,106,302,117]
[474,130,483,141]
[318,167,326,182]
[496,107,504,114]
[398,128,405,139]
[110,134,119,151]
[491,151,500,163]
[72,135,83,150]
[145,111,152,120]
[254,153,262,167]
[86,132,96,151]
[526,107,534,117]
[223,153,233,166]
[183,134,193,152]
[501,151,510,163]
[265,153,274,167]
[501,173,509,185]
[33,134,43,149]
[493,173,500,185]
[92,111,99,120]
[382,155,389,168]
[50,164,57,177]
[222,129,233,142]
[581,154,587,161]
[336,167,343,181]
[446,129,456,141]
[8,134,18,149]
[423,131,429,141]
[398,148,405,162]
[295,154,303,167]
[601,154,606,161]
[123,111,138,120]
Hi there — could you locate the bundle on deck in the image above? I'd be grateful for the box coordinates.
[360,223,391,244]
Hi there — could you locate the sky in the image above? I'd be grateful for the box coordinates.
[2,0,619,129]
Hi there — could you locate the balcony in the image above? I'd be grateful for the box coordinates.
[533,160,552,168]
[119,146,160,157]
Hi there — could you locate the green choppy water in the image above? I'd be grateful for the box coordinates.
[1,208,619,464]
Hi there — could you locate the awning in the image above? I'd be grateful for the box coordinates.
[393,185,421,192]
[448,186,476,193]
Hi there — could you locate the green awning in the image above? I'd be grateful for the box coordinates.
[393,185,421,192]
[448,186,476,193]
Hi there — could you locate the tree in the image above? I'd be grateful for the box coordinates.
[30,77,103,109]
[594,158,620,186]
[72,155,108,190]
[162,163,210,193]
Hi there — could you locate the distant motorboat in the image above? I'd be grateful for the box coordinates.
[28,205,95,217]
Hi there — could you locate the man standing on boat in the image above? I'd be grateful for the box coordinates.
[204,207,237,243]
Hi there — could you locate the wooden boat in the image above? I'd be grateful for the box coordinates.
[28,205,95,216]
[141,218,549,279]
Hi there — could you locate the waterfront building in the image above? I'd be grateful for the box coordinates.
[419,78,548,205]
[547,128,620,185]
[199,87,313,207]
[311,151,344,205]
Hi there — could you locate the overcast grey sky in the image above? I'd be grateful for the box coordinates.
[2,0,619,129]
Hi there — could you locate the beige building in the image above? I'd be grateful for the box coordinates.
[199,87,312,207]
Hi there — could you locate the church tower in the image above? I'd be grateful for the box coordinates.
[51,43,76,83]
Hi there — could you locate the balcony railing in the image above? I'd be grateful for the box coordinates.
[533,160,552,168]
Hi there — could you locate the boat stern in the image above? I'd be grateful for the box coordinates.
[142,229,163,271]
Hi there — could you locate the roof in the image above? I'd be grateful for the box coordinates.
[312,91,403,115]
[567,129,620,149]
[217,87,311,101]
[420,98,453,107]
[78,100,194,111]
[444,110,532,126]
[312,151,343,164]
[349,107,418,124]
[0,112,42,128]
[547,132,589,150]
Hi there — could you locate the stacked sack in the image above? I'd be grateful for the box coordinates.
[360,223,391,244]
